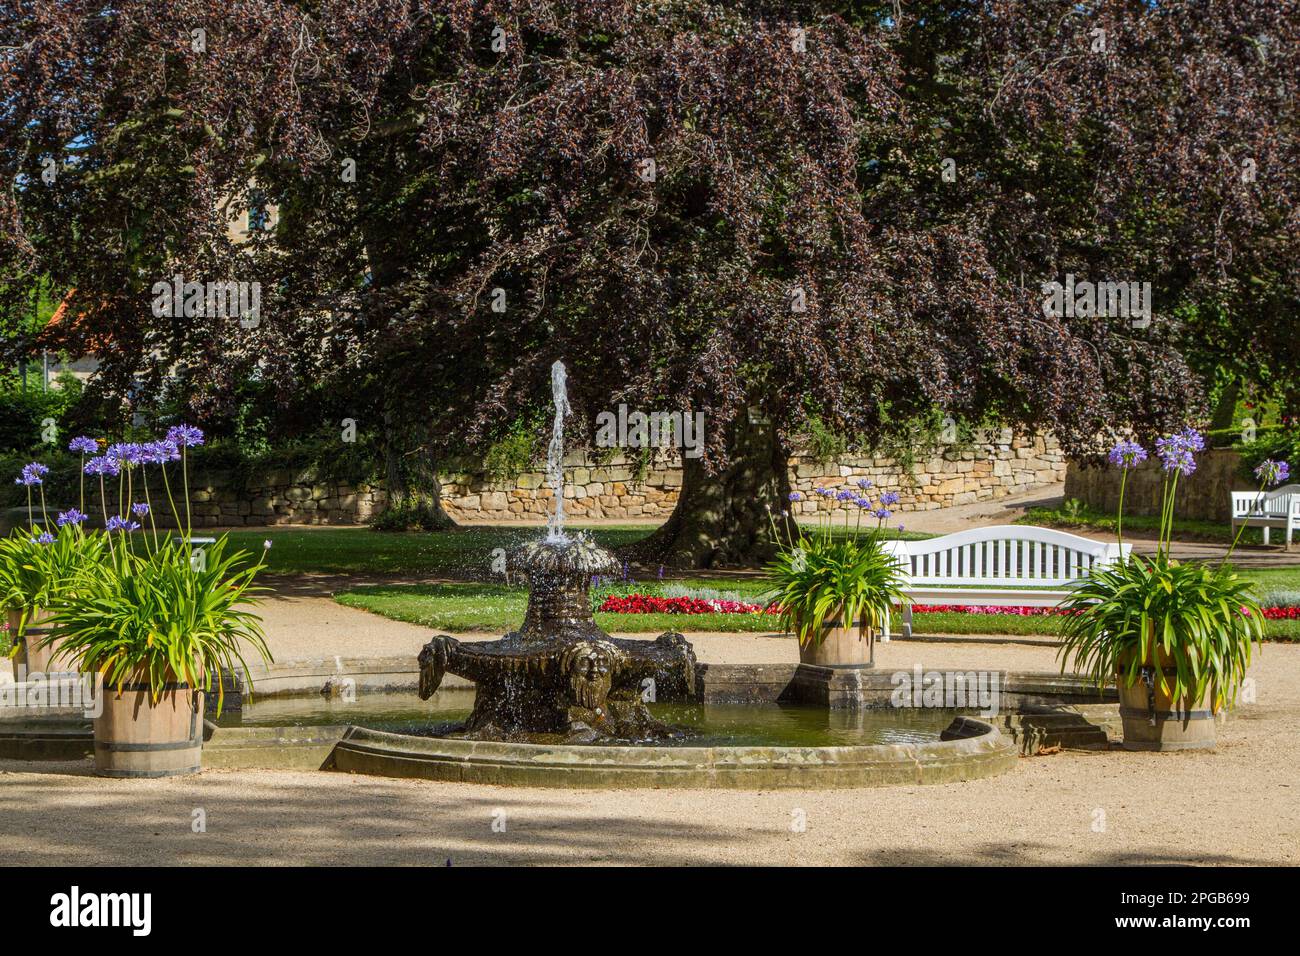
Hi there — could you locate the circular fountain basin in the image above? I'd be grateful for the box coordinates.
[223,687,1012,788]
[3,661,1121,787]
[326,718,1013,788]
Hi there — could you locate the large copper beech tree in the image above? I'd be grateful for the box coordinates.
[3,1,1294,565]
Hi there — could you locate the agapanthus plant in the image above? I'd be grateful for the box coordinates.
[0,523,108,645]
[49,537,270,714]
[38,423,271,710]
[763,481,909,647]
[1059,427,1268,712]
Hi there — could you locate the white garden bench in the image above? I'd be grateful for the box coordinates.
[1230,484,1300,549]
[881,526,1130,641]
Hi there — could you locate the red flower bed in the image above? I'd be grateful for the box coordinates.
[597,594,776,615]
[1261,606,1300,619]
[910,604,1082,617]
[597,594,1300,619]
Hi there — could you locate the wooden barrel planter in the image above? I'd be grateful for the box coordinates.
[5,608,68,676]
[94,673,204,778]
[1116,648,1217,751]
[799,612,874,668]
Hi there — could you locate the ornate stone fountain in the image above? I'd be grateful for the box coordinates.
[416,362,698,743]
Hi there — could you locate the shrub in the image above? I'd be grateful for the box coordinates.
[0,383,80,453]
[370,493,450,532]
[1237,428,1300,483]
[481,417,540,480]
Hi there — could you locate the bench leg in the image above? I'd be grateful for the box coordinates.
[1264,526,1270,546]
[881,608,891,644]
[901,603,914,640]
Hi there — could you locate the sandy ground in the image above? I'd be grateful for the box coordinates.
[2,586,1298,866]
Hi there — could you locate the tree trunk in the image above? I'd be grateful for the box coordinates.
[420,456,456,530]
[380,407,457,531]
[634,409,792,568]
[382,406,407,500]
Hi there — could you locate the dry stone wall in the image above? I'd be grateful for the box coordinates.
[171,430,1065,526]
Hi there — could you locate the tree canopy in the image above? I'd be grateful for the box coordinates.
[2,0,1295,563]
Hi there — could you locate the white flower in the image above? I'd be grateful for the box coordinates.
[263,539,273,550]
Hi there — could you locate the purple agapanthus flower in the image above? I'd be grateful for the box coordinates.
[141,439,180,464]
[1255,459,1291,487]
[30,532,55,545]
[873,508,892,520]
[105,516,141,533]
[131,502,150,517]
[15,462,48,486]
[1108,440,1148,469]
[880,491,901,506]
[835,489,856,502]
[813,487,831,497]
[856,478,873,490]
[68,436,99,455]
[1178,427,1206,453]
[166,424,205,448]
[1155,428,1204,476]
[788,491,803,502]
[853,496,872,508]
[106,442,143,465]
[84,456,121,477]
[57,509,87,527]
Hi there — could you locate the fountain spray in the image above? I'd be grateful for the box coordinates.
[545,360,571,542]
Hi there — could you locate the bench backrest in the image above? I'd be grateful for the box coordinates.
[889,525,1128,587]
[1231,485,1300,518]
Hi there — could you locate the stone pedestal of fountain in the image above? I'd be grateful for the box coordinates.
[417,536,697,743]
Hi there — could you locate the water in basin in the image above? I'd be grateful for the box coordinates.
[215,689,959,747]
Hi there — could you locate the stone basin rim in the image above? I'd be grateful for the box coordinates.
[322,716,1019,788]
[334,722,997,760]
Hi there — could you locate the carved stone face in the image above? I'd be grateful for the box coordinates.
[561,642,616,711]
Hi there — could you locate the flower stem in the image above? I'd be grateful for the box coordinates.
[160,463,181,539]
[1223,479,1269,568]
[142,470,159,551]
[182,446,192,538]
[99,475,116,560]
[1116,469,1128,553]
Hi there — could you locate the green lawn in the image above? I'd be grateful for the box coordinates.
[222,525,654,575]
